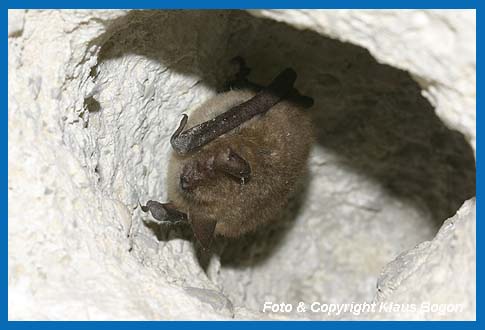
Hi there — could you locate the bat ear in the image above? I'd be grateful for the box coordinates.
[190,217,217,250]
[214,148,251,181]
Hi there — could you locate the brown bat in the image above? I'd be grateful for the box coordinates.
[141,58,313,249]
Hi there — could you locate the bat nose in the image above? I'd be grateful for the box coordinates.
[180,174,193,191]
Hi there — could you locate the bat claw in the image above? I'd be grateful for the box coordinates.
[139,202,149,213]
[170,114,189,154]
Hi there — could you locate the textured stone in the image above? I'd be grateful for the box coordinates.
[8,10,475,320]
[370,199,476,320]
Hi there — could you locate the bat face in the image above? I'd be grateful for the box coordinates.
[142,62,313,249]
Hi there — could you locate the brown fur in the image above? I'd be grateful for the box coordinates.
[167,89,313,238]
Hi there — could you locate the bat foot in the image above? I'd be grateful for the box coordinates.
[140,200,188,224]
[140,200,215,251]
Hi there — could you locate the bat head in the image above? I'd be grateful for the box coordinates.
[164,66,313,249]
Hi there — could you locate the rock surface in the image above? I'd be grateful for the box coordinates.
[8,10,475,320]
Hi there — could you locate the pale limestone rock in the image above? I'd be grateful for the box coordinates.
[370,199,476,320]
[8,10,475,320]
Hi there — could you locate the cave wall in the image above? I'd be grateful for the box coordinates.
[8,9,475,320]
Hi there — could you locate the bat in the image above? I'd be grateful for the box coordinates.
[141,58,313,249]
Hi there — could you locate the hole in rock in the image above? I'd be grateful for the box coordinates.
[84,96,101,113]
[89,10,475,317]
